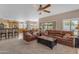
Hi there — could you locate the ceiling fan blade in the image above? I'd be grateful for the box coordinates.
[42,4,51,10]
[39,12,42,15]
[38,5,42,10]
[43,10,50,13]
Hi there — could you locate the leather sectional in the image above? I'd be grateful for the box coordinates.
[47,30,74,47]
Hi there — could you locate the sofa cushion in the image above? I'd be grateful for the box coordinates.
[63,33,73,39]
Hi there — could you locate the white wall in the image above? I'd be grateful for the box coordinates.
[39,9,79,30]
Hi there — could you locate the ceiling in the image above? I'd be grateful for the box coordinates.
[0,4,79,21]
[0,4,39,21]
[39,4,79,18]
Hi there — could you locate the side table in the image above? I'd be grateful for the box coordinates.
[75,37,79,48]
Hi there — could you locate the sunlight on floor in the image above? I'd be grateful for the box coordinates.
[18,33,23,40]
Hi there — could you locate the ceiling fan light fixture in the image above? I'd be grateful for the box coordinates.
[37,4,51,15]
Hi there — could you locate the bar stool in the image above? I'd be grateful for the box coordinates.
[13,29,15,38]
[13,28,18,38]
[6,29,9,39]
[8,29,13,39]
[0,30,2,40]
[0,29,7,40]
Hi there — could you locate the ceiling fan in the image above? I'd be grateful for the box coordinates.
[38,4,51,15]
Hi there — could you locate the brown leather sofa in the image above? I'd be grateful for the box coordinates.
[47,30,74,47]
[23,31,36,42]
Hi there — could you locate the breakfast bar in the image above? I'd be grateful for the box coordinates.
[0,28,18,40]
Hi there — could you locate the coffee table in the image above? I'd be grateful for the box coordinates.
[37,36,57,49]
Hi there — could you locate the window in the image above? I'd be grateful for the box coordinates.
[40,21,56,31]
[19,22,27,29]
[63,18,79,36]
[63,20,71,31]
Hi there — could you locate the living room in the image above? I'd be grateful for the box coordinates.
[0,4,79,54]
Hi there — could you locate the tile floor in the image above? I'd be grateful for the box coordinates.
[0,38,77,54]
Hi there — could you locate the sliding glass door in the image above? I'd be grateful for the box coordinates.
[71,20,78,35]
[63,18,79,35]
